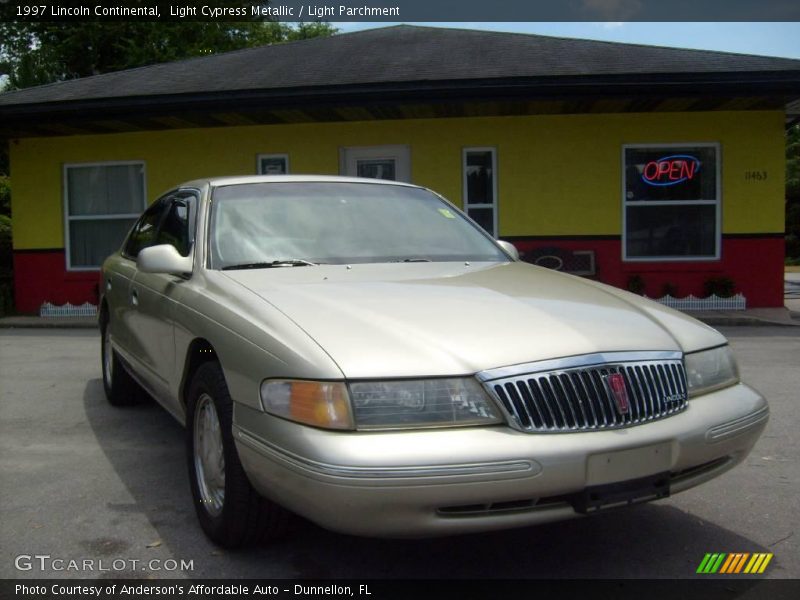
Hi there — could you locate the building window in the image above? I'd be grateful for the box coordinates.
[623,143,720,261]
[64,162,146,270]
[258,154,289,175]
[463,148,498,237]
[340,145,411,182]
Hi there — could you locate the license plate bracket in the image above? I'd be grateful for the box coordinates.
[572,472,670,514]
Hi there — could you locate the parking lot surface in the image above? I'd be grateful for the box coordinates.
[1,327,798,579]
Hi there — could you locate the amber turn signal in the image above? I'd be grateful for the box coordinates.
[260,380,354,430]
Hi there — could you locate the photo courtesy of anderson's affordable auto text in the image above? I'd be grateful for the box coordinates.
[1,0,799,598]
[14,583,373,597]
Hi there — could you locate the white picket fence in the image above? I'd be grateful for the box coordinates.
[35,293,745,318]
[39,301,98,318]
[648,293,747,311]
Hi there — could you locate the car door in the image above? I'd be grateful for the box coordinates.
[110,198,169,363]
[129,191,197,415]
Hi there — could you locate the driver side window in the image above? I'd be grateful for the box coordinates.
[123,197,169,259]
[156,192,197,257]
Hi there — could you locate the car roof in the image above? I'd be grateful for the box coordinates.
[182,174,422,189]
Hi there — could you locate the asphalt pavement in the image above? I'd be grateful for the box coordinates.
[0,327,798,580]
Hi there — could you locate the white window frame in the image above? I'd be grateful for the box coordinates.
[63,160,147,271]
[462,147,498,238]
[339,145,412,182]
[257,153,290,175]
[621,142,721,262]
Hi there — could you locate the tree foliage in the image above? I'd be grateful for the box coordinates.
[0,19,336,90]
[786,123,800,259]
[0,13,337,307]
[788,123,799,204]
[0,176,9,217]
[0,15,336,203]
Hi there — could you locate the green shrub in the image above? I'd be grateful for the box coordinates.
[0,281,12,317]
[0,214,12,316]
[627,274,646,295]
[704,276,736,298]
[787,234,800,260]
[661,282,679,297]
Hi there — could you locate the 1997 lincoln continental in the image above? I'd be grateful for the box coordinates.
[100,175,769,547]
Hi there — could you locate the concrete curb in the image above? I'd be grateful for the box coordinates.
[694,315,800,327]
[0,317,97,329]
[1,312,799,330]
[688,307,800,328]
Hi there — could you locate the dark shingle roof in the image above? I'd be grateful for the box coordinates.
[2,25,800,107]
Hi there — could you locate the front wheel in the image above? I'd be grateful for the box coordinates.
[186,361,289,547]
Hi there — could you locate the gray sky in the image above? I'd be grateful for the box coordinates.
[336,22,800,59]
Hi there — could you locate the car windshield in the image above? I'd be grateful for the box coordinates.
[208,181,507,269]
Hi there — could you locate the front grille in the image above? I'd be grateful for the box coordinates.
[483,355,688,432]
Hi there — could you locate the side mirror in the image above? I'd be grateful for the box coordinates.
[496,240,520,261]
[138,244,193,275]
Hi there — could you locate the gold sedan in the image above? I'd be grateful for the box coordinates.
[99,176,768,547]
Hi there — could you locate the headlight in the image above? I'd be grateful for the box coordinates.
[260,380,354,430]
[349,378,503,430]
[685,345,739,398]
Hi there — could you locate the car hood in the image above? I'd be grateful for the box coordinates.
[222,262,725,378]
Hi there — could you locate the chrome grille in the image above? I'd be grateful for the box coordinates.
[480,353,688,432]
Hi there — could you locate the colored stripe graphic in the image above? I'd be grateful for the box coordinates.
[697,553,727,573]
[744,553,774,574]
[699,553,773,574]
[733,553,750,573]
[758,554,773,573]
[719,554,736,574]
[720,553,751,573]
[696,554,714,573]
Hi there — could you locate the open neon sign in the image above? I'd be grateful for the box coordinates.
[642,155,701,187]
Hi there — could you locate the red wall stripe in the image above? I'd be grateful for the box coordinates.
[11,236,784,313]
[13,250,102,313]
[514,237,784,308]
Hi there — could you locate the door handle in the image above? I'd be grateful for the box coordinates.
[131,289,139,306]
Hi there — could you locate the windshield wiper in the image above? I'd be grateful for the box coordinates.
[222,259,318,271]
[393,258,432,263]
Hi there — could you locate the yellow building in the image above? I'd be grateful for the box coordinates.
[2,26,799,311]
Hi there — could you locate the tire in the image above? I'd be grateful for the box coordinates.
[186,361,289,547]
[100,316,140,406]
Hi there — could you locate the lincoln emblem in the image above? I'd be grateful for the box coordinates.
[605,373,630,415]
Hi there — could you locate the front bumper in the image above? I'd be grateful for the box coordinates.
[233,383,768,537]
